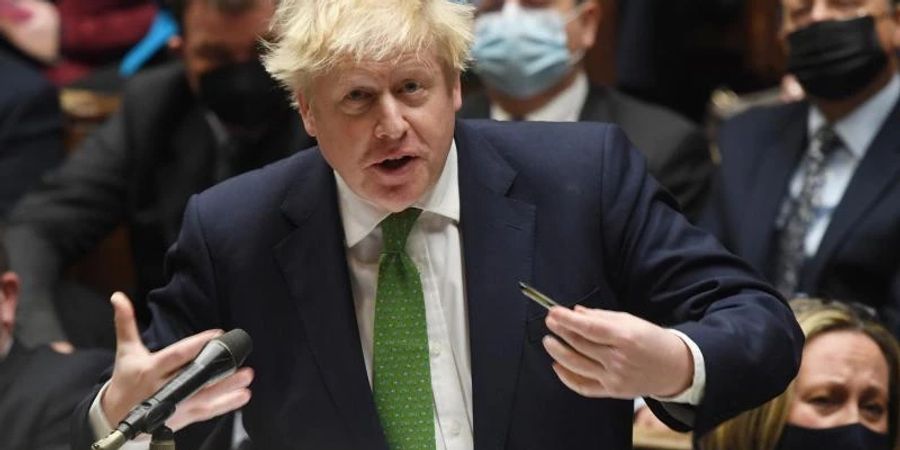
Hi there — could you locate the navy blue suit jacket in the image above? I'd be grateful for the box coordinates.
[75,120,801,449]
[702,99,900,333]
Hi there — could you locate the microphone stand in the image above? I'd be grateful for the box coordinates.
[150,426,176,450]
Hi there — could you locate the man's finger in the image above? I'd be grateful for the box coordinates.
[154,328,224,375]
[111,292,144,352]
[192,367,255,401]
[168,388,253,432]
[547,306,619,345]
[546,317,613,363]
[543,335,606,381]
[551,362,608,398]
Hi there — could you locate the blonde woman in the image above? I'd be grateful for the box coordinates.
[701,298,900,450]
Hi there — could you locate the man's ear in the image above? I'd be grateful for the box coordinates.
[296,93,318,137]
[452,74,462,112]
[574,0,602,51]
[0,272,20,331]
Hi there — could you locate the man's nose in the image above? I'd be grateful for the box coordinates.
[374,96,409,141]
[809,3,840,23]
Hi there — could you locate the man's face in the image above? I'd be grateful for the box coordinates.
[478,0,599,54]
[781,0,900,66]
[180,0,276,92]
[297,52,462,212]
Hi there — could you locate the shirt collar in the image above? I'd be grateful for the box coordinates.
[490,71,589,123]
[809,74,900,159]
[335,140,461,248]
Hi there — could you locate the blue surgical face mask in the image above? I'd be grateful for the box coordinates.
[471,3,583,99]
[775,423,891,450]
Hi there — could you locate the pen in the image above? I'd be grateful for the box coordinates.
[518,281,561,310]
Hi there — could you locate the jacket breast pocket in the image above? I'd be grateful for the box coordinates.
[525,285,604,342]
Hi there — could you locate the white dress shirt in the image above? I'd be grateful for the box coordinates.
[789,74,900,257]
[337,142,473,450]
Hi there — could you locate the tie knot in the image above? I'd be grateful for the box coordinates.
[380,208,422,254]
[813,126,842,158]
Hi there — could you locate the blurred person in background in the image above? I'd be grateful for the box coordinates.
[700,298,900,450]
[4,0,313,350]
[702,0,900,333]
[0,227,112,450]
[0,47,64,218]
[0,0,158,86]
[458,0,713,220]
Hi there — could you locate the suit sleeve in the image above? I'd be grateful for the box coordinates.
[596,126,803,436]
[6,109,132,346]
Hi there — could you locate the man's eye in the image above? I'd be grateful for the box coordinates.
[809,396,837,406]
[400,81,422,94]
[345,90,371,102]
[863,402,886,416]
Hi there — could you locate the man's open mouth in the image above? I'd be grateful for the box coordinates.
[377,155,415,171]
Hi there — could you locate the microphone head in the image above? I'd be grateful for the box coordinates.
[215,328,253,366]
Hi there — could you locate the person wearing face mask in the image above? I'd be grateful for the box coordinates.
[701,0,900,332]
[3,0,314,350]
[458,0,714,220]
[700,298,900,450]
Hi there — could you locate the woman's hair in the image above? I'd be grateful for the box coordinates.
[700,298,900,450]
[262,0,474,99]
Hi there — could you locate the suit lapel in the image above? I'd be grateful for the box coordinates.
[273,152,387,449]
[455,121,536,450]
[741,104,808,273]
[803,99,900,289]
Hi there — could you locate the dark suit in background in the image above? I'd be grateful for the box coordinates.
[0,49,65,218]
[5,60,313,348]
[0,342,111,450]
[73,120,802,449]
[459,84,713,220]
[701,99,900,332]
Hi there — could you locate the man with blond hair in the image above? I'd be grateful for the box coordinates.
[74,1,803,449]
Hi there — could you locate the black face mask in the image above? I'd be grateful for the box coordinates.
[198,60,291,132]
[786,15,888,100]
[775,423,891,450]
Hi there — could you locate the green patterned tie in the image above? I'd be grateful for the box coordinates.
[373,208,436,450]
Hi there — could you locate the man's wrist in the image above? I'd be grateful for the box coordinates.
[651,329,706,405]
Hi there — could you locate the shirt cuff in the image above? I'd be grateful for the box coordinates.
[648,329,706,405]
[89,382,151,449]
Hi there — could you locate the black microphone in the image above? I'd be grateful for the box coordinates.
[93,329,253,450]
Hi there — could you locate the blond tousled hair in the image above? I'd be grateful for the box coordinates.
[262,0,474,99]
[700,298,900,450]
